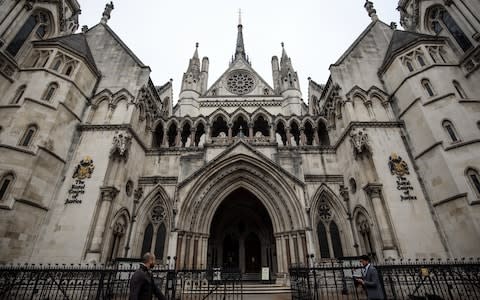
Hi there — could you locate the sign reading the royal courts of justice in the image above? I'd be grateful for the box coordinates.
[388,153,417,201]
[65,156,95,204]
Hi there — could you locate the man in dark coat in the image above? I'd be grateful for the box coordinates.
[355,255,384,300]
[129,253,166,300]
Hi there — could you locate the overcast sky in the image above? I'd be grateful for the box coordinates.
[78,1,400,102]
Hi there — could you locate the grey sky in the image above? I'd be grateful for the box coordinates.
[78,1,400,102]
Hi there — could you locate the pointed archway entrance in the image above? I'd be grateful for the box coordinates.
[208,188,277,278]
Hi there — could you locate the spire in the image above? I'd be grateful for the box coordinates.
[281,42,288,61]
[234,9,247,62]
[100,2,114,24]
[193,42,199,59]
[364,1,379,22]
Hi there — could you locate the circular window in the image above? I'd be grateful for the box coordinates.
[226,70,256,95]
[349,178,357,194]
[126,180,133,197]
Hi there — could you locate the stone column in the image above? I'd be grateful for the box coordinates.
[364,183,398,258]
[227,123,233,139]
[275,236,285,274]
[286,127,292,146]
[383,102,394,121]
[88,186,119,261]
[365,100,376,120]
[176,233,184,269]
[340,184,359,256]
[206,123,212,144]
[175,128,181,147]
[269,124,276,143]
[248,122,254,138]
[190,128,196,147]
[313,127,320,146]
[162,128,168,147]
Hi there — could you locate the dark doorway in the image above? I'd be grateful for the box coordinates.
[245,233,261,272]
[223,234,239,268]
[208,188,277,277]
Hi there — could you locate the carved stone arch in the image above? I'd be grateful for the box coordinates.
[208,108,230,125]
[177,155,306,235]
[231,108,251,123]
[91,89,113,106]
[288,117,301,128]
[152,119,166,132]
[112,89,134,106]
[352,205,379,259]
[165,118,179,129]
[193,117,207,129]
[251,107,273,124]
[368,87,389,104]
[274,116,288,127]
[133,185,173,259]
[310,184,351,258]
[104,207,130,261]
[179,118,193,129]
[137,102,146,121]
[301,116,315,128]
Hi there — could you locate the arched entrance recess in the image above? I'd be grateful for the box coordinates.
[208,188,277,276]
[175,152,307,274]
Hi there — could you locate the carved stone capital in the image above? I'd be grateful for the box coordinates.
[363,183,383,198]
[134,186,144,202]
[100,186,119,201]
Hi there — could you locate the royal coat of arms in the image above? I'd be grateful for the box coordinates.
[72,156,95,179]
[388,153,409,176]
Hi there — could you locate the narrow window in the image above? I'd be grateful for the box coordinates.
[11,85,26,104]
[141,223,154,255]
[52,59,62,71]
[417,55,426,67]
[467,169,480,195]
[42,83,58,101]
[406,61,414,72]
[154,223,166,260]
[429,51,438,63]
[6,15,37,56]
[0,174,14,201]
[64,65,73,76]
[317,221,330,258]
[428,6,473,52]
[422,79,435,97]
[19,125,37,147]
[442,120,459,143]
[330,221,344,258]
[453,81,467,99]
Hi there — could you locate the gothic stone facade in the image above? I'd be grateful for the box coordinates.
[0,0,479,276]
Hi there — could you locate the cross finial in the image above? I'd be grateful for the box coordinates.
[281,42,284,48]
[238,8,242,25]
[196,42,199,48]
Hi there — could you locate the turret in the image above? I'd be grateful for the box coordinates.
[278,43,302,115]
[177,43,202,116]
[271,55,280,93]
[200,56,209,94]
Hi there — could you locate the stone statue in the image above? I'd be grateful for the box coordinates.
[110,131,132,160]
[219,132,227,138]
[100,2,114,24]
[255,131,263,138]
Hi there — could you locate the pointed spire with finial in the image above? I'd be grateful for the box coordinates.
[100,2,114,24]
[234,8,247,62]
[364,0,378,22]
[193,42,199,59]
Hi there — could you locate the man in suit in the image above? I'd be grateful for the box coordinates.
[129,252,166,300]
[355,255,384,300]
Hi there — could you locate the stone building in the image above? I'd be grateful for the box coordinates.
[0,0,479,280]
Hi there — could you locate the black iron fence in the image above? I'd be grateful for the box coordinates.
[0,264,243,299]
[290,258,480,300]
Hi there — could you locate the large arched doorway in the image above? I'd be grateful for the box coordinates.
[208,188,277,278]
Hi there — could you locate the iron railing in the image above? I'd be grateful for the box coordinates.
[0,264,243,299]
[290,258,480,300]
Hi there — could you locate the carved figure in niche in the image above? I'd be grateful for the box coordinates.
[73,156,95,179]
[219,132,227,138]
[276,133,283,146]
[255,131,263,138]
[198,134,206,147]
[238,126,245,138]
[111,131,132,158]
[388,152,410,176]
[185,137,191,147]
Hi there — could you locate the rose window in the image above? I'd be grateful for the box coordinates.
[226,71,256,95]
